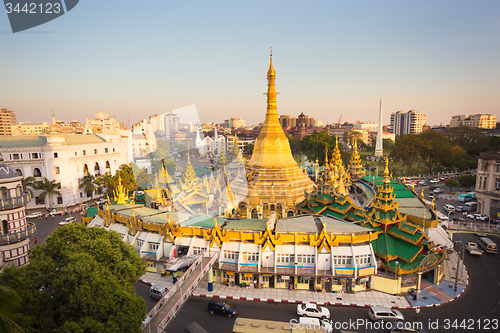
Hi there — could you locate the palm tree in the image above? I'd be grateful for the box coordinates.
[0,284,24,333]
[36,177,61,209]
[79,173,97,202]
[21,176,36,197]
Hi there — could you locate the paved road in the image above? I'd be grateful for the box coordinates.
[157,233,500,333]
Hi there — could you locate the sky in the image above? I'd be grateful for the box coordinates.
[1,0,499,128]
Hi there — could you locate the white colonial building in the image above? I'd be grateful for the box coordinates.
[0,132,132,210]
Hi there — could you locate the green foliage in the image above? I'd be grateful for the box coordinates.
[243,143,254,156]
[457,174,477,187]
[97,164,138,199]
[300,131,339,165]
[0,224,147,333]
[0,284,24,333]
[131,163,152,190]
[444,179,459,192]
[21,176,36,197]
[78,173,97,200]
[36,178,61,208]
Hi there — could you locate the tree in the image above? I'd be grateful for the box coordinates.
[79,173,97,201]
[300,131,337,165]
[243,143,254,156]
[444,179,459,193]
[131,163,152,190]
[35,177,61,209]
[0,284,23,333]
[390,134,420,168]
[457,175,477,187]
[0,223,147,333]
[21,176,36,197]
[343,131,363,150]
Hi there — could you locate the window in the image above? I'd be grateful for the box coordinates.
[496,178,500,190]
[54,152,58,158]
[57,197,63,204]
[83,150,86,156]
[15,169,22,176]
[12,153,20,160]
[296,254,315,264]
[223,251,239,261]
[105,148,108,153]
[241,252,258,261]
[94,149,97,154]
[496,164,500,172]
[113,148,115,152]
[80,192,83,198]
[75,151,78,156]
[55,167,60,175]
[32,153,39,159]
[277,254,295,264]
[56,182,61,189]
[137,239,144,247]
[149,242,160,251]
[35,195,44,205]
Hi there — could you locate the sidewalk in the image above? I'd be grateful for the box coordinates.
[139,251,468,310]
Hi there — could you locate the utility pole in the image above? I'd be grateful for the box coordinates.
[454,241,464,292]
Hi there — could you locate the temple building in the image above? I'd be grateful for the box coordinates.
[236,54,315,219]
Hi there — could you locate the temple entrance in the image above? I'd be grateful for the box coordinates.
[251,209,258,219]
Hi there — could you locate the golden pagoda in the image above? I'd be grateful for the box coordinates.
[240,52,315,218]
[348,137,365,180]
[181,154,197,183]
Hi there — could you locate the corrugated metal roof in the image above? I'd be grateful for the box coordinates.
[65,134,106,145]
[275,215,320,233]
[0,135,47,147]
[224,219,267,231]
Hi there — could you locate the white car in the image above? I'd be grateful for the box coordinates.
[297,303,330,319]
[429,179,439,184]
[473,214,488,221]
[27,212,42,219]
[433,188,443,193]
[59,216,77,226]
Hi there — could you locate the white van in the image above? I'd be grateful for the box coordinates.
[478,237,498,254]
[444,204,455,213]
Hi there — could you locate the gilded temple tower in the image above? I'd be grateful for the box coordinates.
[242,53,316,218]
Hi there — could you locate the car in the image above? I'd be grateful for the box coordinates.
[475,233,487,238]
[368,306,404,322]
[429,179,439,184]
[207,299,238,318]
[466,214,475,219]
[429,185,437,190]
[297,303,330,319]
[420,181,429,186]
[27,212,42,219]
[433,188,443,193]
[456,206,464,212]
[473,214,488,221]
[149,285,168,300]
[390,321,427,333]
[58,216,77,226]
[443,204,455,213]
[452,217,465,223]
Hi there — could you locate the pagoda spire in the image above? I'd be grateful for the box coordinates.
[383,156,390,184]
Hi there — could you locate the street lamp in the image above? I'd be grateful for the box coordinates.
[394,260,399,279]
[454,241,465,292]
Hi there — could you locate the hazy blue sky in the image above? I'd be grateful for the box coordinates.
[1,0,499,127]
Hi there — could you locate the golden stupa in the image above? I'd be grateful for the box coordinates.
[241,52,315,218]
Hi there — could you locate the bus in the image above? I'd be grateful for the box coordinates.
[458,193,476,202]
[232,318,332,333]
[478,237,498,254]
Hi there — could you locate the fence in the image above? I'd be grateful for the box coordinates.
[156,251,218,333]
[447,221,500,234]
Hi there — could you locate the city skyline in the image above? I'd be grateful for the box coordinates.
[1,0,499,127]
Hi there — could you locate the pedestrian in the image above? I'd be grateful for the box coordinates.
[415,307,420,320]
[34,237,38,245]
[45,214,48,220]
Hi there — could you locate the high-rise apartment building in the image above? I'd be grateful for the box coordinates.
[390,110,426,136]
[279,115,296,128]
[0,109,17,136]
[450,114,496,129]
[224,117,246,129]
[159,111,179,142]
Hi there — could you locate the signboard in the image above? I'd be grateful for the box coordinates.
[226,271,234,276]
[335,268,354,275]
[263,274,273,277]
[358,266,375,276]
[281,276,290,280]
[244,273,253,278]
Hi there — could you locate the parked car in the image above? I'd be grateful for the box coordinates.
[420,181,429,186]
[297,303,330,319]
[429,185,437,190]
[390,321,427,333]
[27,212,42,219]
[207,299,238,318]
[433,188,443,193]
[429,179,439,184]
[456,206,464,212]
[472,214,488,221]
[368,306,404,322]
[58,216,77,226]
[452,217,465,223]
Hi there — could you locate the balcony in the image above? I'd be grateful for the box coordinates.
[0,191,32,209]
[0,222,36,245]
